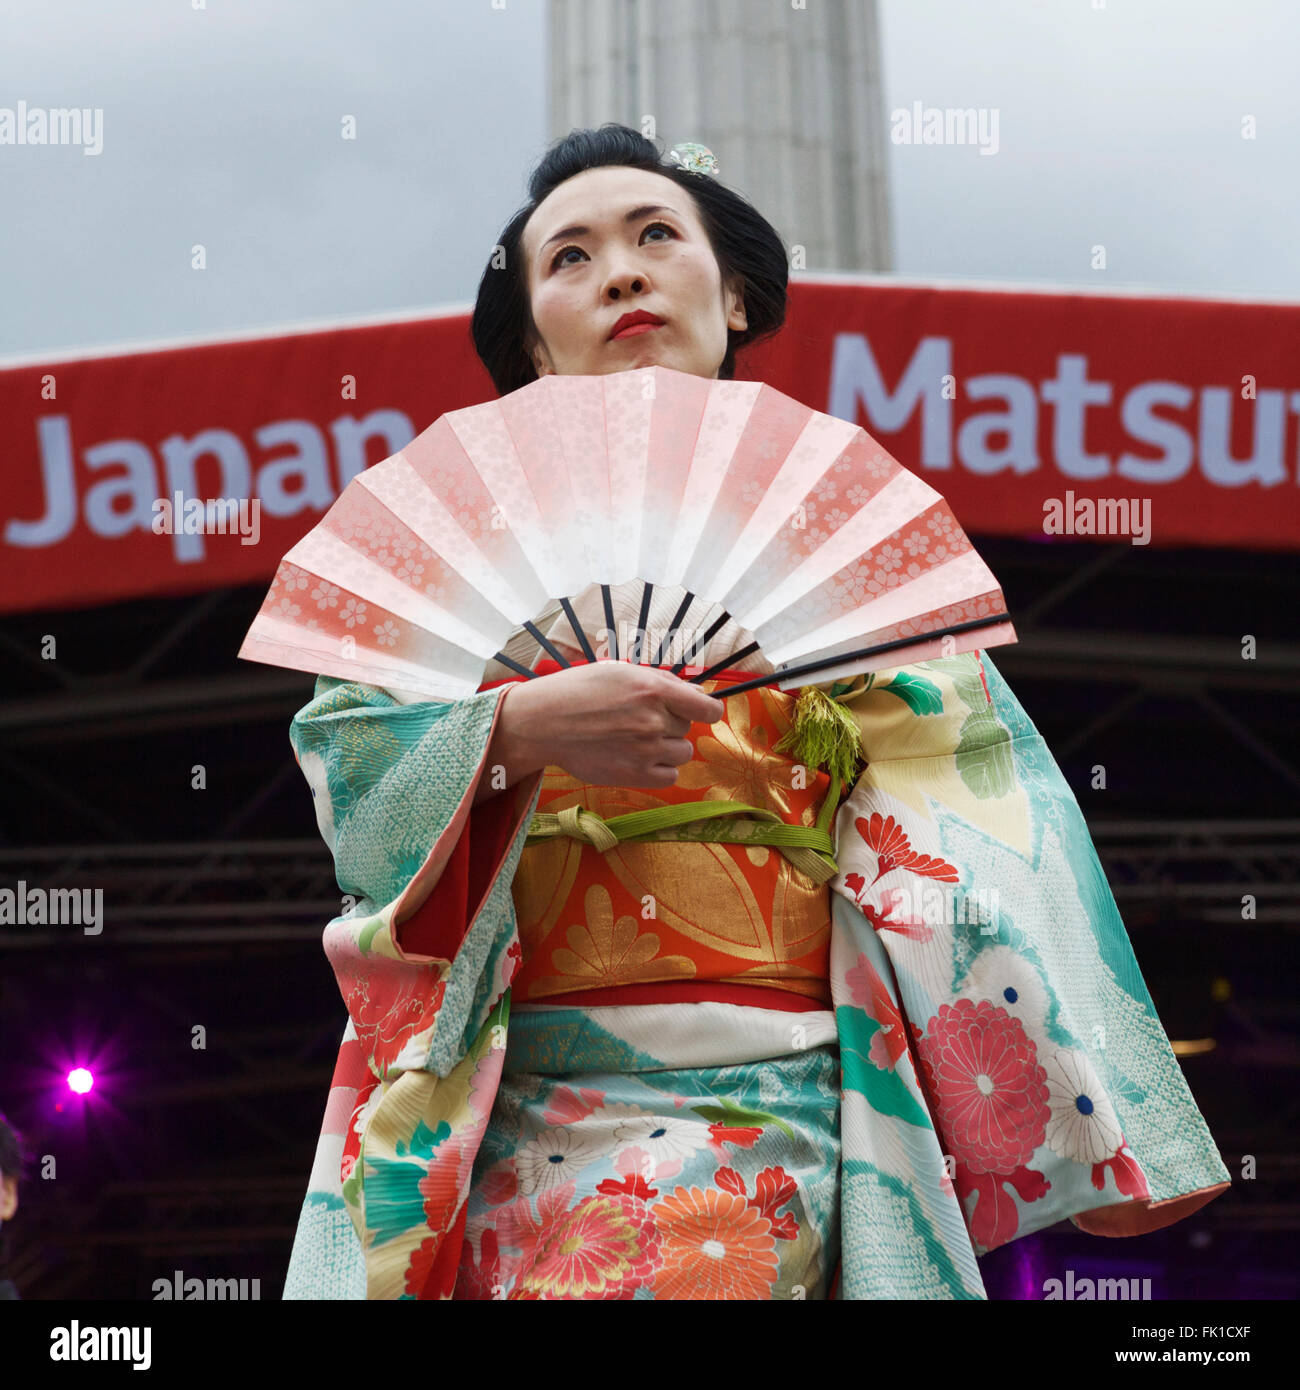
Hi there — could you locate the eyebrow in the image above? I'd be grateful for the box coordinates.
[536,204,681,261]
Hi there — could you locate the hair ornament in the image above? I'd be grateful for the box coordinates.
[667,141,720,178]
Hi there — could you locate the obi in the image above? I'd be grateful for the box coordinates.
[507,670,849,1009]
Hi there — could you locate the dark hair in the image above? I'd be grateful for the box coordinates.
[0,1112,23,1185]
[471,123,789,396]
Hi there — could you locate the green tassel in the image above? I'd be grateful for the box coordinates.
[773,686,865,789]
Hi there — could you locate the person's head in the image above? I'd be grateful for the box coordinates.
[0,1112,22,1227]
[472,124,789,395]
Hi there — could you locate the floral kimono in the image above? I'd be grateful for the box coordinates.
[280,584,1229,1300]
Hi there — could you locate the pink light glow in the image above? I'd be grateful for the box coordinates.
[66,1067,94,1095]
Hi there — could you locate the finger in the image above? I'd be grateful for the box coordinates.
[657,737,694,765]
[661,713,692,738]
[654,671,727,723]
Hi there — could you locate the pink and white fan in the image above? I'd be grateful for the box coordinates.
[238,365,1016,701]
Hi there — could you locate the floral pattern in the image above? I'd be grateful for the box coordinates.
[455,1032,835,1301]
[280,649,1231,1301]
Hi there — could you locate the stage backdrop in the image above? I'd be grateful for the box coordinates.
[2,276,1297,616]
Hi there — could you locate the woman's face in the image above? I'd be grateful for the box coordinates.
[520,166,747,381]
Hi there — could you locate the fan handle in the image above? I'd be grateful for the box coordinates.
[701,612,1013,698]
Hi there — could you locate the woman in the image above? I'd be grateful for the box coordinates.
[280,124,1229,1300]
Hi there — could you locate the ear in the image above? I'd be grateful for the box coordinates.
[725,275,748,333]
[529,334,554,378]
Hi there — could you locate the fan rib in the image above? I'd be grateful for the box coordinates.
[670,611,733,674]
[522,620,574,669]
[559,596,598,663]
[654,591,697,667]
[633,582,655,663]
[490,650,540,680]
[602,584,618,661]
[691,641,761,685]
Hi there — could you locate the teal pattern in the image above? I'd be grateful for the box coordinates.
[281,652,1230,1299]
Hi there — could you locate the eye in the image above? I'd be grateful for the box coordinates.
[549,220,677,271]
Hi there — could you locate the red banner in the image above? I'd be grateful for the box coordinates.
[2,279,1296,615]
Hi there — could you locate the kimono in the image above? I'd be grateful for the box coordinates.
[279,583,1230,1300]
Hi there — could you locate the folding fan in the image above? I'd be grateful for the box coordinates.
[238,365,1016,702]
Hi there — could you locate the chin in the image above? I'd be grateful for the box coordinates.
[607,343,690,375]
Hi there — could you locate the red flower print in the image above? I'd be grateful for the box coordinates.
[715,1167,747,1197]
[543,1084,606,1127]
[406,1224,461,1300]
[418,1131,475,1232]
[340,1077,378,1184]
[863,887,935,943]
[711,1166,800,1241]
[1091,1139,1151,1201]
[844,877,934,942]
[708,1123,763,1149]
[855,812,959,888]
[918,998,1049,1174]
[345,965,445,1075]
[479,1166,518,1206]
[597,1171,659,1202]
[752,1167,800,1241]
[512,1192,662,1300]
[915,998,1052,1250]
[845,952,911,1072]
[453,1227,501,1301]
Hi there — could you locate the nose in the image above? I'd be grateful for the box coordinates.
[603,268,647,300]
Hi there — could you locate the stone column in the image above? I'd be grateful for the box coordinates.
[547,0,893,271]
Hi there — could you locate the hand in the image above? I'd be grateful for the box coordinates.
[497,660,726,789]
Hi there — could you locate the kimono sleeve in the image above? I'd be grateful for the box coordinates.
[825,650,1230,1266]
[290,675,544,1079]
[287,675,546,1299]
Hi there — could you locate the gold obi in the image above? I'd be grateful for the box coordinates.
[507,673,848,1007]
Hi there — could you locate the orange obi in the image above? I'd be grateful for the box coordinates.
[497,663,845,1012]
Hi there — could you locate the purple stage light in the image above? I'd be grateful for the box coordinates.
[67,1067,94,1094]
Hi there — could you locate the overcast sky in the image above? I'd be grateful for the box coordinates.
[0,0,1295,362]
